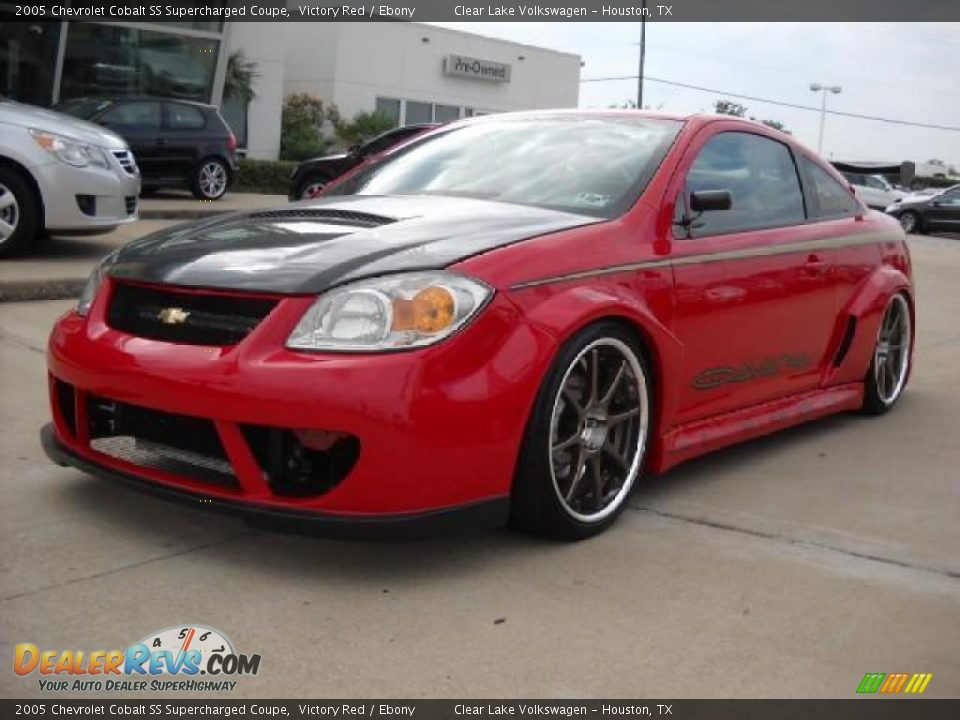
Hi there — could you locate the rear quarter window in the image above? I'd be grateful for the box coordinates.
[165,103,206,131]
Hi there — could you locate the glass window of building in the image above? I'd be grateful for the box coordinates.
[0,15,61,106]
[434,104,460,123]
[375,97,401,125]
[405,101,432,125]
[60,23,219,103]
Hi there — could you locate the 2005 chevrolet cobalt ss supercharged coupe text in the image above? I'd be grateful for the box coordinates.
[42,111,914,539]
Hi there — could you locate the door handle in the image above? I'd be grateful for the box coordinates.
[803,253,827,276]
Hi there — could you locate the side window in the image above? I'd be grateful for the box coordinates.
[363,128,414,156]
[99,102,161,133]
[685,132,805,237]
[938,187,960,204]
[165,103,206,131]
[865,176,887,190]
[799,155,860,219]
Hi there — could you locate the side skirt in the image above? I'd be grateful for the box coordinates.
[657,383,864,472]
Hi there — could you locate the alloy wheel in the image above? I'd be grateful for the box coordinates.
[873,294,911,406]
[198,161,227,199]
[0,182,20,244]
[300,181,326,199]
[548,338,648,522]
[899,212,917,234]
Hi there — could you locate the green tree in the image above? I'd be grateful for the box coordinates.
[714,99,747,117]
[223,51,258,103]
[332,111,398,147]
[279,93,333,161]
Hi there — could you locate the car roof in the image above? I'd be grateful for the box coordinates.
[67,95,216,110]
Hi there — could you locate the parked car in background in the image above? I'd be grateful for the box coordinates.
[0,99,139,257]
[44,111,914,540]
[886,184,960,234]
[288,123,436,200]
[840,172,905,210]
[57,97,238,200]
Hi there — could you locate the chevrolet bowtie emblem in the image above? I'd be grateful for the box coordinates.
[157,307,191,325]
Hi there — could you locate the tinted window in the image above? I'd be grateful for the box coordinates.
[363,127,420,156]
[686,132,804,236]
[405,101,432,124]
[374,97,400,125]
[100,101,162,132]
[800,155,860,219]
[331,116,682,218]
[938,187,960,204]
[165,102,205,130]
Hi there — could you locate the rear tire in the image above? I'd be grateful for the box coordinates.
[0,167,41,258]
[862,293,912,415]
[898,210,922,235]
[510,322,652,540]
[191,158,229,200]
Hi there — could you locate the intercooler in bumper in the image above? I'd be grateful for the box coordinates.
[50,377,360,500]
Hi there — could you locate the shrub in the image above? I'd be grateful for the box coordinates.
[280,93,334,161]
[233,158,298,195]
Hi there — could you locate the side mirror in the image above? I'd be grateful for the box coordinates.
[690,189,733,212]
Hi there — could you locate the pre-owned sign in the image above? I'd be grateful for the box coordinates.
[444,55,511,82]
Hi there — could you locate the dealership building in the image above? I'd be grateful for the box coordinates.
[0,14,582,159]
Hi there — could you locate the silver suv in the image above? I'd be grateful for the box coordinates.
[0,100,140,257]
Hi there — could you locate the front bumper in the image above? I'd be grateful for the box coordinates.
[35,157,140,231]
[45,282,557,522]
[41,424,508,538]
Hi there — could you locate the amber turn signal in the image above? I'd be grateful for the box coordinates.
[392,286,456,333]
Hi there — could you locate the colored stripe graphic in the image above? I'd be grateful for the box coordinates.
[857,673,886,694]
[879,673,909,693]
[904,673,933,694]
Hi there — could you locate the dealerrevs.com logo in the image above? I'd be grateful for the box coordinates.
[13,625,261,693]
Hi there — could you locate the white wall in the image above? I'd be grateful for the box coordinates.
[235,22,581,159]
[224,22,285,160]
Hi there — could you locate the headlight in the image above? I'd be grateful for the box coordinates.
[29,129,110,169]
[77,262,108,316]
[287,271,492,352]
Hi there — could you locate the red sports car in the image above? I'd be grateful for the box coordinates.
[42,111,914,539]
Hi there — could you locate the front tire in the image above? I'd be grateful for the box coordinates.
[862,293,912,414]
[296,175,328,200]
[0,167,40,258]
[191,158,229,200]
[511,322,652,540]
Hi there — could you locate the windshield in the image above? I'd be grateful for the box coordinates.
[330,115,682,218]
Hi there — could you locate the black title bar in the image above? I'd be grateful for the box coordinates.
[5,0,960,22]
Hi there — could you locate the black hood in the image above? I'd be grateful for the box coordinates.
[106,195,600,294]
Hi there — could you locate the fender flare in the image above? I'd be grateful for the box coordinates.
[831,264,914,384]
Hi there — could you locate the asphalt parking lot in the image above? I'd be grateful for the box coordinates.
[1,234,958,699]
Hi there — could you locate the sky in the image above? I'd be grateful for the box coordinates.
[431,22,960,170]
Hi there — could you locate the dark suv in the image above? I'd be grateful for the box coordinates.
[57,97,239,200]
[289,124,436,200]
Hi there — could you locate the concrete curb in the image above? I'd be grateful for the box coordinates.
[0,278,85,303]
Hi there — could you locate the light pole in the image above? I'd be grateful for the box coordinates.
[809,83,842,154]
[637,0,647,108]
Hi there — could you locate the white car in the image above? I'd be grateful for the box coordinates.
[0,100,140,257]
[840,172,905,210]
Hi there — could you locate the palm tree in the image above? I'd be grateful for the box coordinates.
[224,51,258,103]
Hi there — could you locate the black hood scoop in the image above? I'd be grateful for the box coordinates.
[246,208,397,227]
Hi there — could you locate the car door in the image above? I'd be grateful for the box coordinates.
[925,186,960,230]
[95,100,163,180]
[668,128,840,425]
[160,101,208,181]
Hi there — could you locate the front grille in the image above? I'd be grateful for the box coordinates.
[125,196,137,215]
[113,149,138,176]
[87,394,237,489]
[248,208,396,228]
[107,283,278,346]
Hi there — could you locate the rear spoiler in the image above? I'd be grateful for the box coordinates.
[830,161,915,186]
